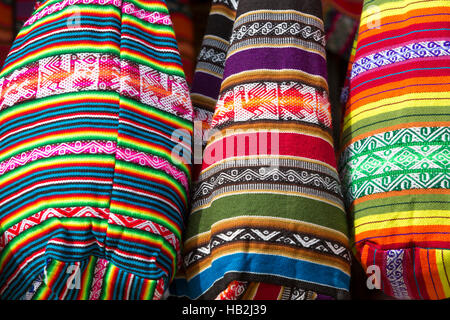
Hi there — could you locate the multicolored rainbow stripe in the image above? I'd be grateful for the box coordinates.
[172,0,352,300]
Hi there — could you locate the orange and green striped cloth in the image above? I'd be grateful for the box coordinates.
[340,0,450,300]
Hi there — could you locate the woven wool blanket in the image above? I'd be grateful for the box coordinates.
[0,0,193,300]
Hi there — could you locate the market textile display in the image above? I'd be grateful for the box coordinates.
[340,0,450,300]
[176,0,352,300]
[0,0,193,299]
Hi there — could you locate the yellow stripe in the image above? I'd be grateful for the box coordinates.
[106,220,173,241]
[191,93,217,110]
[193,67,224,78]
[241,282,258,299]
[114,159,185,192]
[355,210,450,233]
[0,93,116,121]
[133,2,167,12]
[343,92,450,131]
[120,98,193,131]
[185,244,350,280]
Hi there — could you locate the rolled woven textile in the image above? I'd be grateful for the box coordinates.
[0,0,193,300]
[166,0,195,86]
[176,0,352,300]
[340,0,450,300]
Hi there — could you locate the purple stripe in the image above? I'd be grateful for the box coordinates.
[223,47,326,80]
[191,71,223,101]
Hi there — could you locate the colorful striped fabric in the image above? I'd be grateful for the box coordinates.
[166,0,195,86]
[340,0,450,300]
[189,0,238,139]
[175,0,352,300]
[0,0,193,300]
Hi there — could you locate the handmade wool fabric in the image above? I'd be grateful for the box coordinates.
[166,0,195,86]
[0,0,193,300]
[340,0,450,300]
[323,0,363,20]
[177,0,352,300]
[0,0,13,68]
[169,0,237,298]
